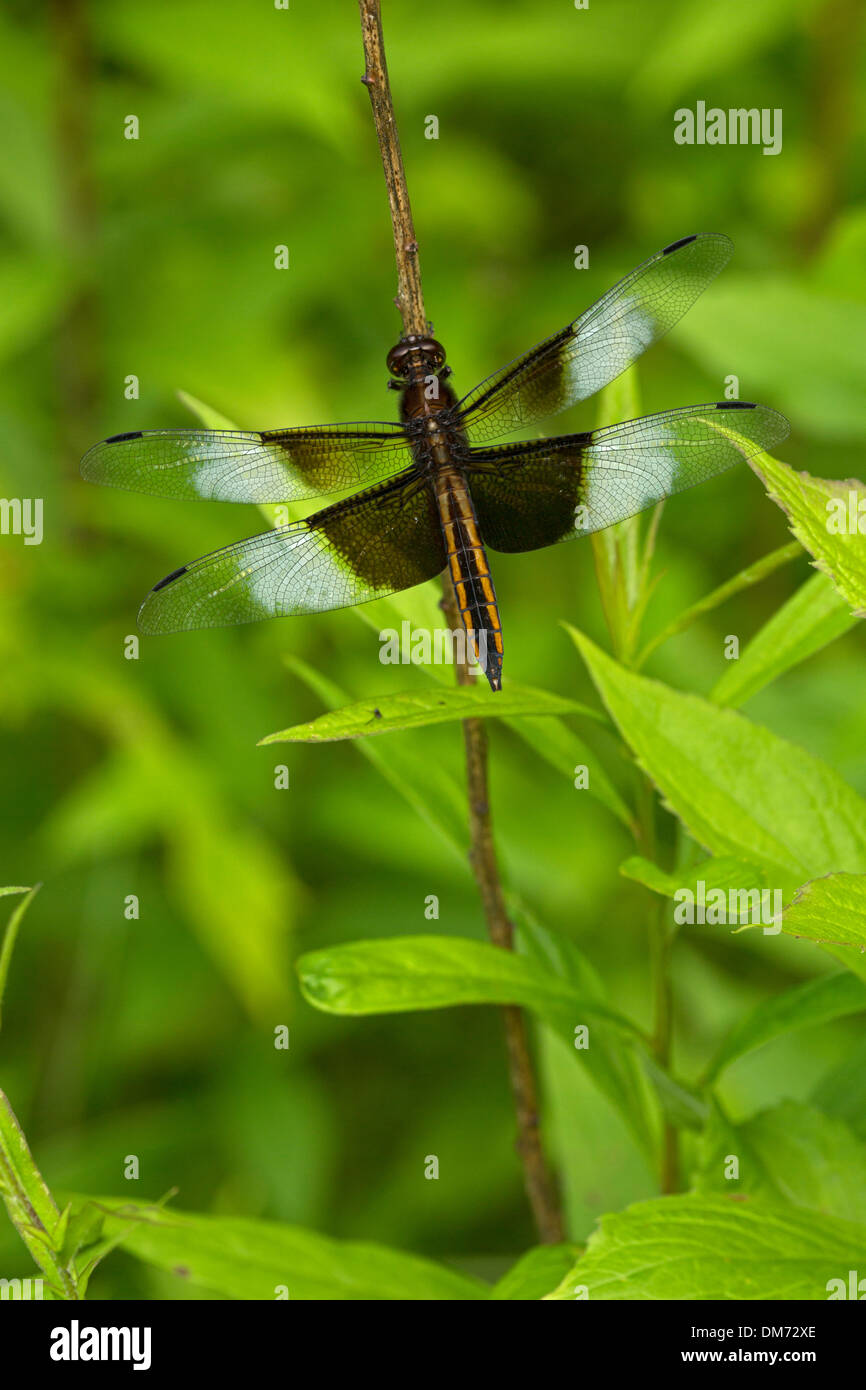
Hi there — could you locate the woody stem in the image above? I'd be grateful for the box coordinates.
[358,0,563,1242]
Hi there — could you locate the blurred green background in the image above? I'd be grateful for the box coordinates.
[0,0,865,1295]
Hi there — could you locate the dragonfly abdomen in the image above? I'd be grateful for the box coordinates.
[433,464,503,691]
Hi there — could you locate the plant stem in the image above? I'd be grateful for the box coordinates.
[0,886,40,1031]
[358,0,427,336]
[441,588,564,1241]
[358,0,563,1243]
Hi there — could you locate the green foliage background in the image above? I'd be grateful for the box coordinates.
[0,0,865,1297]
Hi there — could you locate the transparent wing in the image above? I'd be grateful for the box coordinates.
[81,422,415,504]
[467,403,789,552]
[138,472,446,633]
[458,233,733,442]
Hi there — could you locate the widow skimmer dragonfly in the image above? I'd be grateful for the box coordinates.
[82,233,788,691]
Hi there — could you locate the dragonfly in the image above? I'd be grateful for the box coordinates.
[81,233,788,691]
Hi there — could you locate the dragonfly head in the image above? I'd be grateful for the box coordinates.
[386,335,447,384]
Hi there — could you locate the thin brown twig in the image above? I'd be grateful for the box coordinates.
[358,0,563,1243]
[358,0,427,336]
[441,592,564,1241]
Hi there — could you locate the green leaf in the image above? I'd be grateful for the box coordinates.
[261,684,601,744]
[58,1201,105,1266]
[0,1089,61,1234]
[287,657,466,861]
[811,1036,866,1142]
[489,1243,581,1300]
[506,716,634,829]
[517,908,704,1142]
[750,452,866,613]
[171,812,294,1021]
[695,1100,866,1225]
[297,935,639,1035]
[781,872,866,948]
[0,1089,80,1299]
[703,971,866,1083]
[639,1054,708,1132]
[176,388,236,431]
[546,1195,866,1300]
[620,854,780,903]
[0,883,39,1028]
[712,571,859,708]
[568,627,866,888]
[53,1199,134,1298]
[622,852,796,945]
[515,907,657,1160]
[636,542,802,670]
[94,1199,486,1300]
[590,365,654,663]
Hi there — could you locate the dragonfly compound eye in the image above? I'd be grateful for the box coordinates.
[386,340,414,377]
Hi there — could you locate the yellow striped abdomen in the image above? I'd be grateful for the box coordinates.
[433,464,503,691]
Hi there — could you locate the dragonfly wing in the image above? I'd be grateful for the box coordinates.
[81,422,415,504]
[458,233,733,442]
[467,403,789,552]
[138,471,446,633]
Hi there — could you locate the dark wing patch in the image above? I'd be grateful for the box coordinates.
[467,403,789,553]
[457,233,733,443]
[138,472,447,634]
[465,440,590,553]
[81,422,416,504]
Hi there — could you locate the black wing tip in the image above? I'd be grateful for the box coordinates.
[663,234,698,255]
[81,429,144,475]
[714,401,791,446]
[151,565,188,592]
[662,231,733,256]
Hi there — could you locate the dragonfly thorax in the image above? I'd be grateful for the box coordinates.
[400,374,458,422]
